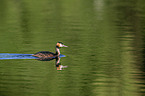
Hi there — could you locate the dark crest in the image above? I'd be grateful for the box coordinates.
[58,41,63,44]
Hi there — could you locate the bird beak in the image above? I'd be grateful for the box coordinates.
[63,44,68,47]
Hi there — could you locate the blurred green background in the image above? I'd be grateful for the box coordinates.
[0,0,145,96]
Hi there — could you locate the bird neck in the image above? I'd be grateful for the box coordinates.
[55,46,60,56]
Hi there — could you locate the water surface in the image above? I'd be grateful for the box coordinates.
[0,0,145,96]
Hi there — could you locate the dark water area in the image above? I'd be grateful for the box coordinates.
[0,0,145,96]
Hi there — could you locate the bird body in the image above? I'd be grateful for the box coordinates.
[33,51,55,58]
[32,42,67,59]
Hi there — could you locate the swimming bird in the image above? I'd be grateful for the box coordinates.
[32,42,68,59]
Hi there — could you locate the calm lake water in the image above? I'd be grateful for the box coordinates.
[0,0,145,96]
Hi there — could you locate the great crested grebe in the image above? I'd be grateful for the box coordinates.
[32,42,68,58]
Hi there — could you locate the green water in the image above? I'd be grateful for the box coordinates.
[0,0,145,96]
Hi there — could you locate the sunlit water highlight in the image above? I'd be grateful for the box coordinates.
[0,53,65,60]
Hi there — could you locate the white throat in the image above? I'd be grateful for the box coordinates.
[56,47,60,56]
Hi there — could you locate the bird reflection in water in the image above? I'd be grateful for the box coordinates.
[36,56,68,70]
[55,57,68,70]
